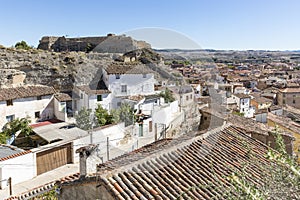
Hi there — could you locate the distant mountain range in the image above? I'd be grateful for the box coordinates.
[154,49,300,53]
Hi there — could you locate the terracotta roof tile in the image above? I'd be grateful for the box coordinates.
[54,93,72,102]
[279,87,300,93]
[77,81,110,95]
[0,144,32,161]
[105,63,153,75]
[232,93,250,99]
[96,124,276,199]
[0,85,55,101]
[4,173,80,200]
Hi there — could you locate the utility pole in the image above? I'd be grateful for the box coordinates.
[106,137,109,161]
[8,177,12,196]
[154,123,157,141]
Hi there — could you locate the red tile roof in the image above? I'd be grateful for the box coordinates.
[76,81,110,95]
[279,87,300,93]
[54,93,72,102]
[0,145,31,162]
[0,85,55,101]
[96,125,275,199]
[30,119,63,128]
[105,62,153,75]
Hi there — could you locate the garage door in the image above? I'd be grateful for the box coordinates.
[36,143,72,175]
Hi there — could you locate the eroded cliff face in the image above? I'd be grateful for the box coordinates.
[0,47,116,91]
[0,47,177,91]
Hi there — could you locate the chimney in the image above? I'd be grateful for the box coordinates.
[76,145,96,177]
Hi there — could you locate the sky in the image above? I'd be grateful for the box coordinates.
[1,0,300,50]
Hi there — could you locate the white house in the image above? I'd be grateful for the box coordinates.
[53,93,73,122]
[232,93,255,118]
[73,82,111,112]
[0,145,35,189]
[102,63,156,109]
[0,85,55,129]
[169,85,194,111]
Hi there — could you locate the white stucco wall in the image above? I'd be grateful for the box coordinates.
[271,109,283,116]
[75,91,89,112]
[152,101,179,125]
[0,95,54,129]
[89,94,111,111]
[54,98,67,121]
[107,73,155,97]
[239,98,250,112]
[255,113,268,123]
[74,89,111,112]
[232,95,253,118]
[178,92,194,107]
[73,123,126,163]
[0,152,35,189]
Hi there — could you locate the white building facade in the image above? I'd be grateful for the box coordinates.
[0,147,35,190]
[102,63,156,109]
[73,85,111,112]
[0,85,55,129]
[232,94,255,118]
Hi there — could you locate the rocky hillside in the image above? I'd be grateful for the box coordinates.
[0,47,178,91]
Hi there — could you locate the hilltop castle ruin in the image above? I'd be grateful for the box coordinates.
[37,34,151,53]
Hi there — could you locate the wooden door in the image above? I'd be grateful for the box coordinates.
[36,143,72,175]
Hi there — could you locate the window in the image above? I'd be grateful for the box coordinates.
[6,115,15,122]
[6,99,13,106]
[186,95,189,101]
[59,102,66,112]
[121,85,127,93]
[190,94,192,99]
[80,93,83,99]
[283,99,286,104]
[37,96,42,100]
[293,99,296,104]
[142,74,147,78]
[97,95,102,101]
[117,102,121,107]
[35,111,40,118]
[116,74,120,79]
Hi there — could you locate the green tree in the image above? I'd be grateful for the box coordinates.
[160,88,175,103]
[14,40,32,50]
[111,102,135,127]
[0,118,32,144]
[75,107,93,130]
[94,104,114,126]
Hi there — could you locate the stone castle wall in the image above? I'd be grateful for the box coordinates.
[38,34,151,53]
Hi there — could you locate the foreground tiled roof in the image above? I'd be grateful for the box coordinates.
[97,124,274,199]
[0,85,55,101]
